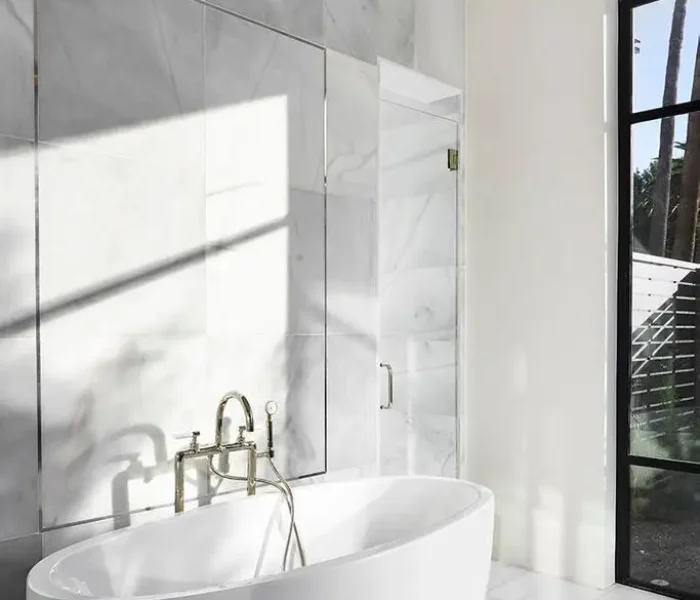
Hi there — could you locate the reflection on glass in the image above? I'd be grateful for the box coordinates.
[634,0,700,112]
[631,112,700,463]
[632,115,688,257]
[631,467,700,594]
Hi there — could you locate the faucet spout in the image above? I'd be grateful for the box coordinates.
[215,391,254,446]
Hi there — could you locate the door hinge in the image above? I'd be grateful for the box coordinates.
[447,148,459,171]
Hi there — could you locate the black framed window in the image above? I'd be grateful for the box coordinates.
[619,1,700,599]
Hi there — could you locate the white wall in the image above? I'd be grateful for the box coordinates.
[464,0,618,589]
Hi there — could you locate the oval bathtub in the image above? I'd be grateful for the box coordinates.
[28,476,494,600]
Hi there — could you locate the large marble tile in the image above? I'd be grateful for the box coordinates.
[206,189,325,336]
[327,195,377,336]
[327,50,379,200]
[378,405,407,475]
[379,190,457,275]
[324,0,378,64]
[380,100,458,201]
[0,137,35,334]
[376,0,415,67]
[205,7,324,195]
[38,0,204,160]
[410,413,456,476]
[0,337,39,542]
[40,334,208,527]
[38,143,206,337]
[378,100,458,337]
[414,0,465,89]
[0,534,42,600]
[204,0,323,44]
[41,331,323,528]
[327,335,378,472]
[379,266,456,336]
[205,334,326,479]
[324,0,415,67]
[377,335,456,417]
[0,0,33,139]
[379,409,456,477]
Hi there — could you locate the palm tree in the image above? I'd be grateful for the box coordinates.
[672,37,700,261]
[649,0,688,256]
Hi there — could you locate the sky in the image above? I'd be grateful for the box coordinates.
[633,0,700,171]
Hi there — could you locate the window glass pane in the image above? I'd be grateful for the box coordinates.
[632,115,688,257]
[631,466,700,595]
[634,0,700,113]
[631,113,700,463]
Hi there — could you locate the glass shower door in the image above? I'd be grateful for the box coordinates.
[377,100,459,477]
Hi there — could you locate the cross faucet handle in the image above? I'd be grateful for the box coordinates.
[237,425,247,444]
[189,431,200,451]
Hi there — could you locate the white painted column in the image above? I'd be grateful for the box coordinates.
[464,0,618,589]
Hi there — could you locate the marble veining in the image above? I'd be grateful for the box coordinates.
[414,0,465,89]
[205,6,325,195]
[327,50,379,200]
[40,331,325,527]
[327,335,378,473]
[376,0,415,67]
[378,84,459,479]
[380,266,457,336]
[0,337,39,542]
[206,189,326,336]
[380,101,457,201]
[327,194,377,337]
[380,191,457,275]
[324,0,378,64]
[325,0,416,67]
[378,336,456,417]
[38,141,206,336]
[0,0,33,139]
[0,138,36,330]
[0,138,38,545]
[379,409,456,477]
[204,0,324,45]
[38,0,205,152]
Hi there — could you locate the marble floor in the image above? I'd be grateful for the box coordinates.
[489,562,667,600]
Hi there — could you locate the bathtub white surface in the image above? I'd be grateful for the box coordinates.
[28,476,494,600]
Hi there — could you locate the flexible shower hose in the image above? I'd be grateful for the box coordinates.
[207,455,307,572]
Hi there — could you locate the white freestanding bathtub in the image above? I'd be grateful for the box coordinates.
[28,476,494,600]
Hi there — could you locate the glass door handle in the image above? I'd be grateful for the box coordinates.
[379,362,394,410]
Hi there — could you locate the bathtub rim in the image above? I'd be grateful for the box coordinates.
[28,475,494,600]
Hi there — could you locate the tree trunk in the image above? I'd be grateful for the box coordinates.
[649,0,688,256]
[672,38,700,261]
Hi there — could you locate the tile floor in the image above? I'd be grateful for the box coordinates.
[489,562,667,600]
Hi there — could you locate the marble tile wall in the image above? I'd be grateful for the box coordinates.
[203,7,326,483]
[204,0,324,44]
[188,0,465,86]
[36,0,326,529]
[324,0,415,66]
[0,0,42,595]
[414,0,466,89]
[326,50,379,474]
[0,0,465,593]
[378,99,459,478]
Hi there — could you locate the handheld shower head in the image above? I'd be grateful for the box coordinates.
[264,401,278,457]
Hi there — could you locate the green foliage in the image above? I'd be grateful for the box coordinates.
[633,144,686,255]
